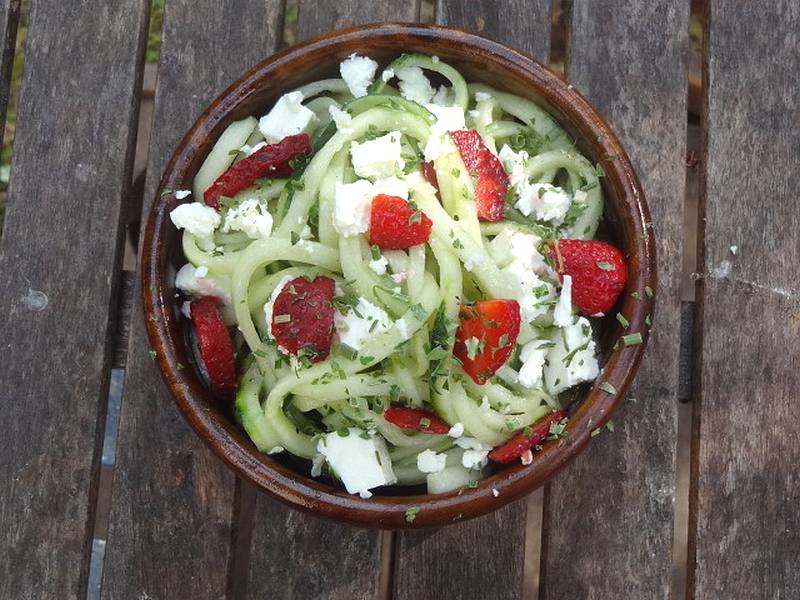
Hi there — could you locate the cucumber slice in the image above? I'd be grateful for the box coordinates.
[426,465,481,494]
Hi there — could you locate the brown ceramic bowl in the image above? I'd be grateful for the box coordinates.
[142,23,655,528]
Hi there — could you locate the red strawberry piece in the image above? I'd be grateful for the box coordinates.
[383,406,451,434]
[270,276,336,362]
[549,240,628,316]
[450,129,509,222]
[190,296,237,398]
[453,299,521,385]
[203,133,312,208]
[369,194,433,250]
[422,160,440,193]
[488,410,567,464]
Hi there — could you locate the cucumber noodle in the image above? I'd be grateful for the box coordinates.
[174,54,604,495]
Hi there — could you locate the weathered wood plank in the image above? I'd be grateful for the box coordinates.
[689,3,800,598]
[0,1,148,598]
[242,5,423,598]
[539,2,688,598]
[100,2,283,598]
[436,0,551,61]
[0,0,19,144]
[296,1,420,42]
[393,4,551,599]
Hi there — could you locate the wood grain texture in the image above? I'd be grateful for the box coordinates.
[436,0,552,61]
[100,2,283,598]
[393,5,551,599]
[540,2,688,598]
[689,2,800,598]
[0,0,19,146]
[0,1,148,598]
[296,0,420,42]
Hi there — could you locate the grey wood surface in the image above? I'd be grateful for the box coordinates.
[100,2,283,598]
[0,0,18,144]
[690,2,800,598]
[241,3,420,598]
[393,3,551,599]
[0,1,148,598]
[540,2,688,598]
[296,1,420,42]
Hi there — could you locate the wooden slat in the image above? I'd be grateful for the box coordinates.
[392,4,551,599]
[296,1,420,42]
[0,0,19,142]
[242,4,419,598]
[100,2,283,598]
[689,3,800,598]
[0,1,148,598]
[540,2,688,598]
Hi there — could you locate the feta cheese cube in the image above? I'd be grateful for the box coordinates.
[170,202,220,251]
[516,182,572,224]
[553,274,573,327]
[517,339,551,389]
[317,429,397,498]
[381,68,394,82]
[258,91,318,143]
[448,422,464,438]
[396,66,435,105]
[423,104,466,162]
[334,298,392,351]
[368,255,388,275]
[543,316,599,395]
[498,145,529,188]
[328,105,353,134]
[417,449,447,473]
[339,53,379,98]
[350,131,405,180]
[333,179,373,237]
[221,198,273,239]
[454,436,491,470]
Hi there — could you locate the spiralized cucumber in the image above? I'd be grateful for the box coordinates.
[173,53,608,497]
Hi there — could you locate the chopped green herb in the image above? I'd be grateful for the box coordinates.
[616,313,630,329]
[408,210,422,225]
[405,506,420,522]
[359,355,375,365]
[274,314,292,324]
[337,427,350,437]
[467,480,479,488]
[409,303,427,320]
[451,168,461,178]
[523,426,534,438]
[228,148,241,156]
[370,245,381,261]
[419,417,431,429]
[631,291,641,300]
[148,350,157,360]
[645,285,654,298]
[452,237,464,250]
[606,420,615,432]
[598,382,617,395]
[290,231,300,244]
[594,163,606,178]
[176,363,185,371]
[622,332,643,346]
[389,384,401,402]
[645,314,652,327]
[597,261,615,271]
[498,333,510,348]
[591,428,601,437]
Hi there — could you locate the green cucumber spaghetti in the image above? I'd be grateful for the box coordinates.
[169,53,628,498]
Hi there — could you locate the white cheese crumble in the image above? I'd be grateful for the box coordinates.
[492,488,500,497]
[416,449,447,473]
[516,182,572,224]
[396,66,435,104]
[381,68,394,82]
[543,316,600,395]
[553,274,573,327]
[448,422,465,438]
[175,189,192,200]
[239,141,266,156]
[267,446,284,455]
[317,429,396,498]
[333,179,373,237]
[454,437,491,470]
[517,339,550,389]
[334,298,392,351]
[423,104,465,162]
[328,105,353,134]
[169,202,220,251]
[368,255,388,275]
[350,131,404,180]
[221,198,273,239]
[258,91,318,143]
[339,53,379,98]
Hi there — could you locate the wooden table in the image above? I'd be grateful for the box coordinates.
[1,1,797,598]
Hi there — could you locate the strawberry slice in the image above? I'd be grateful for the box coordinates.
[383,406,451,434]
[422,160,440,193]
[453,299,521,384]
[549,240,628,316]
[203,133,312,208]
[369,194,433,250]
[488,410,567,464]
[450,129,509,222]
[190,296,237,398]
[270,276,335,362]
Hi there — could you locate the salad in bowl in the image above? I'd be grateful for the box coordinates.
[166,51,631,501]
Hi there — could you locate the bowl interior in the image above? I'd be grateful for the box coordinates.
[144,23,655,528]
